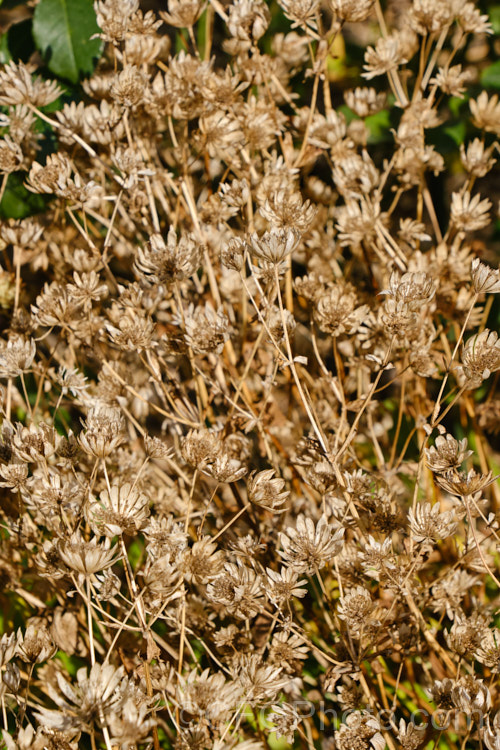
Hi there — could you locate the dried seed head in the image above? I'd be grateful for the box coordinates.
[451,191,491,232]
[181,538,225,584]
[344,87,386,118]
[408,0,453,35]
[397,718,426,750]
[446,613,489,657]
[183,303,230,355]
[16,621,56,664]
[0,462,30,492]
[136,228,202,286]
[79,403,126,458]
[407,502,457,545]
[363,34,408,80]
[0,136,23,174]
[0,61,62,107]
[181,428,222,470]
[337,586,374,636]
[12,422,59,463]
[204,452,248,483]
[435,467,493,497]
[95,0,140,42]
[160,0,206,28]
[279,0,320,29]
[58,531,118,577]
[247,469,289,511]
[268,630,308,671]
[451,675,491,715]
[329,0,373,23]
[110,65,148,108]
[313,285,369,337]
[431,64,473,99]
[458,2,493,35]
[268,702,300,743]
[471,258,500,294]
[227,0,271,42]
[88,481,150,537]
[221,236,246,271]
[470,92,500,136]
[425,434,472,473]
[474,628,500,673]
[265,566,308,606]
[249,227,301,265]
[279,515,344,573]
[459,329,500,388]
[335,711,385,750]
[0,336,36,378]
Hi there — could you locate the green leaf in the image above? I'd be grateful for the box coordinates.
[489,5,500,34]
[0,33,11,64]
[0,173,48,219]
[366,108,392,144]
[32,0,102,84]
[443,119,466,146]
[481,60,500,90]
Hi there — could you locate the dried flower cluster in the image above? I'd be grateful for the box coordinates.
[0,0,499,748]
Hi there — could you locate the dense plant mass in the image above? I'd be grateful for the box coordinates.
[0,0,500,748]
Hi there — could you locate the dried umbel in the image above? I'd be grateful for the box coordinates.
[207,564,264,619]
[0,336,36,378]
[381,270,435,309]
[451,675,492,715]
[247,468,289,511]
[33,663,128,732]
[335,711,385,750]
[407,502,457,545]
[425,434,473,473]
[431,64,473,98]
[236,653,288,704]
[16,622,56,664]
[344,87,386,118]
[136,228,202,286]
[337,585,374,636]
[265,566,308,606]
[314,284,369,337]
[459,330,500,388]
[181,428,222,470]
[160,0,206,28]
[268,702,300,743]
[12,422,59,463]
[0,136,23,174]
[249,227,301,265]
[0,61,62,106]
[451,191,492,232]
[88,481,150,536]
[279,515,344,573]
[329,0,373,23]
[470,91,500,135]
[475,628,500,673]
[181,537,225,584]
[183,303,230,355]
[57,531,117,577]
[363,34,408,79]
[0,0,500,747]
[177,667,242,723]
[435,468,493,498]
[471,258,500,294]
[78,403,126,458]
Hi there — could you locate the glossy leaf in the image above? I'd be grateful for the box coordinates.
[481,61,500,90]
[32,0,101,84]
